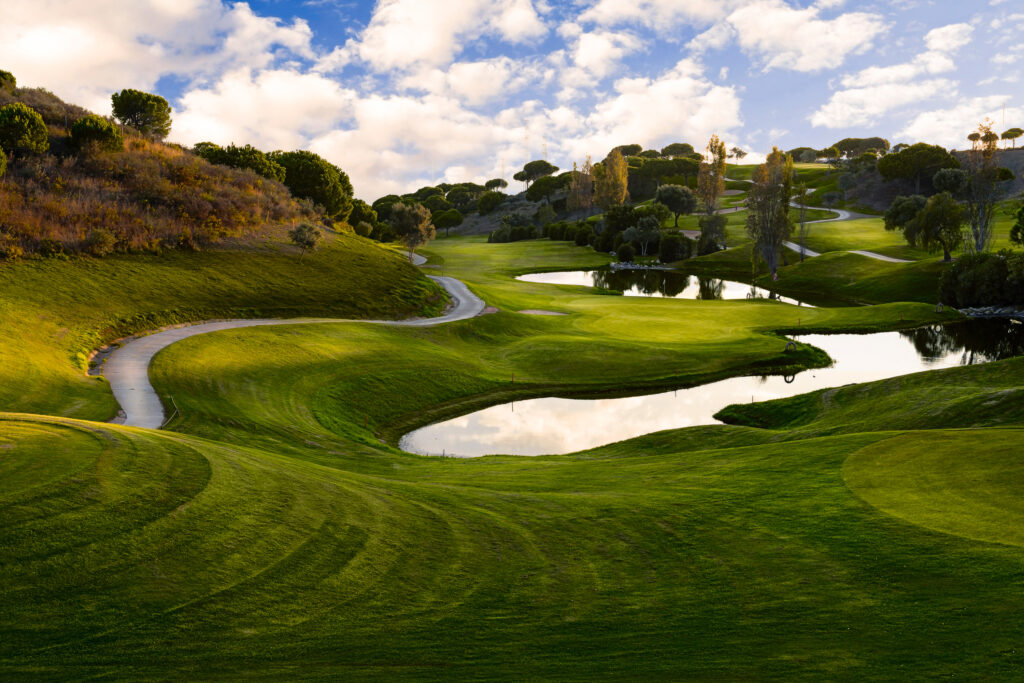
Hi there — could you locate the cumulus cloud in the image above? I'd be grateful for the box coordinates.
[727,0,887,72]
[895,96,1024,149]
[579,0,744,28]
[810,22,973,128]
[0,0,314,113]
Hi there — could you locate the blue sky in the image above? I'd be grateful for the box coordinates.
[2,0,1022,198]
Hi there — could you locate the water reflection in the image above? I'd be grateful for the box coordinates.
[516,269,809,306]
[401,319,1024,458]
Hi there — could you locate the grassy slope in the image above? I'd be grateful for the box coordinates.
[0,233,446,421]
[3,236,1024,679]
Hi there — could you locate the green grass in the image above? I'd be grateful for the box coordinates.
[3,235,1024,679]
[0,233,445,421]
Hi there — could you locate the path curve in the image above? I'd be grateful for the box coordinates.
[103,271,484,430]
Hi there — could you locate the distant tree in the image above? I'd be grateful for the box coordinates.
[932,168,969,196]
[525,174,565,204]
[433,208,464,237]
[1012,205,1024,246]
[661,142,695,158]
[821,191,842,207]
[411,185,444,201]
[517,159,558,188]
[831,137,890,158]
[729,146,747,160]
[193,142,285,182]
[270,150,353,221]
[697,134,727,214]
[635,157,676,188]
[289,223,322,259]
[372,194,402,222]
[745,147,794,279]
[478,190,507,215]
[389,202,435,259]
[70,115,123,152]
[638,149,661,158]
[613,143,643,157]
[422,194,453,213]
[884,195,928,234]
[798,149,818,163]
[617,242,635,262]
[595,149,629,209]
[567,158,595,212]
[908,192,964,262]
[697,213,727,255]
[353,221,374,237]
[348,199,377,228]
[1003,127,1023,149]
[655,184,697,227]
[0,103,48,154]
[0,70,15,92]
[485,178,508,190]
[877,142,960,194]
[962,119,1013,253]
[623,215,661,256]
[110,88,172,138]
[795,183,811,262]
[822,146,841,169]
[786,146,816,159]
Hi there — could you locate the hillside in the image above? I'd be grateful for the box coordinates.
[0,86,317,257]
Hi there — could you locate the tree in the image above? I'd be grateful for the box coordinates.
[963,119,1014,253]
[908,192,964,261]
[635,157,676,188]
[289,223,321,259]
[617,243,635,262]
[661,142,695,158]
[269,150,353,221]
[389,202,435,259]
[478,190,507,214]
[932,168,968,196]
[194,143,285,182]
[1011,205,1024,247]
[348,199,377,228]
[655,184,697,227]
[877,142,960,194]
[613,143,642,157]
[822,146,841,169]
[696,134,726,215]
[1002,127,1023,149]
[745,147,793,279]
[0,103,49,154]
[525,174,564,203]
[372,194,402,222]
[517,159,558,187]
[110,88,172,138]
[622,216,661,256]
[485,178,508,190]
[884,195,927,235]
[658,234,690,263]
[433,208,464,237]
[594,149,629,209]
[70,115,123,152]
[798,149,818,163]
[795,183,811,262]
[697,214,727,255]
[567,158,595,213]
[638,149,661,159]
[831,137,890,158]
[729,146,747,160]
[0,70,15,92]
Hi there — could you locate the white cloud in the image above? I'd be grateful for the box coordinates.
[348,0,547,72]
[570,30,643,78]
[688,23,737,54]
[727,1,887,72]
[895,96,1024,149]
[0,1,314,114]
[579,0,742,28]
[810,22,973,128]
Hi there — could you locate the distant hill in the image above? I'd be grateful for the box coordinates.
[0,86,319,258]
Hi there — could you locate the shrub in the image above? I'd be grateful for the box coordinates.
[0,70,15,92]
[938,251,1024,307]
[594,229,615,253]
[574,226,594,246]
[658,234,692,263]
[0,146,5,178]
[0,102,48,154]
[488,223,537,243]
[478,190,506,214]
[354,221,374,237]
[194,142,285,182]
[37,238,65,258]
[84,227,117,256]
[562,225,578,243]
[71,115,123,152]
[617,243,635,262]
[270,150,353,221]
[0,233,23,260]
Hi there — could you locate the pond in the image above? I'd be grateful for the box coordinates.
[400,318,1024,458]
[516,269,810,306]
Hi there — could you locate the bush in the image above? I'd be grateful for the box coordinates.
[84,227,117,256]
[0,70,15,92]
[618,243,635,262]
[37,238,65,258]
[488,223,537,243]
[0,102,48,154]
[0,233,23,260]
[562,225,579,243]
[594,229,615,253]
[574,226,594,246]
[478,190,506,215]
[938,251,1024,307]
[354,221,374,237]
[194,142,285,182]
[658,234,692,263]
[71,115,123,152]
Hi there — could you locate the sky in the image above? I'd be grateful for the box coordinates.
[1,0,1022,200]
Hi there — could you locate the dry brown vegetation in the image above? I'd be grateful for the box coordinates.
[0,88,318,258]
